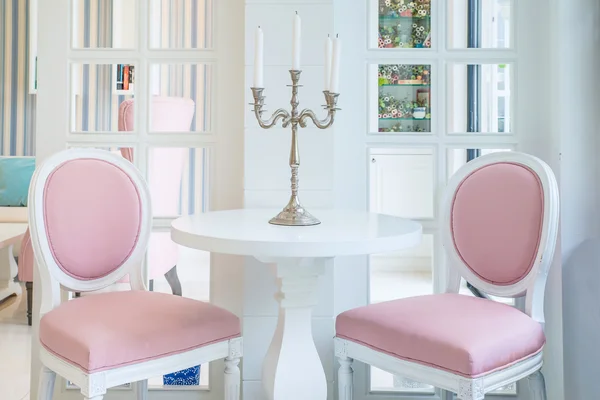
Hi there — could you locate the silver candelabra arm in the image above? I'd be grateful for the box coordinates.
[249,70,341,226]
[251,88,291,129]
[298,91,340,129]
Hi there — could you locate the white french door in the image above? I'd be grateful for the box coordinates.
[335,0,540,399]
[32,0,243,399]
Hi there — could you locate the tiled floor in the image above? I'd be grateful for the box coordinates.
[0,287,31,400]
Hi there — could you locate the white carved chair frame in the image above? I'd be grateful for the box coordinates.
[29,149,242,400]
[334,151,559,400]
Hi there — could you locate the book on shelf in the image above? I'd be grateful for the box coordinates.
[124,66,130,91]
[115,64,135,92]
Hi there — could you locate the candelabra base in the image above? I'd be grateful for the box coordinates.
[269,205,321,226]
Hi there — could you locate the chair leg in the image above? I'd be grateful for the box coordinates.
[136,379,148,400]
[338,356,354,400]
[26,282,33,326]
[527,370,547,400]
[38,366,56,400]
[224,356,241,400]
[457,379,484,400]
[164,265,182,296]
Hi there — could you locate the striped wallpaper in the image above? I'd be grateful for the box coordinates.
[0,0,36,156]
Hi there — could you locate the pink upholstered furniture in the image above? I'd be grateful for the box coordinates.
[29,149,242,400]
[18,96,195,325]
[334,152,559,400]
[118,96,195,294]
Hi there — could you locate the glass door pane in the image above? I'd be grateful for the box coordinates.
[446,63,513,134]
[377,0,432,49]
[448,0,513,49]
[147,232,211,389]
[373,64,432,133]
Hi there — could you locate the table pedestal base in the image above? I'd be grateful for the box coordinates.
[0,244,21,303]
[258,257,327,400]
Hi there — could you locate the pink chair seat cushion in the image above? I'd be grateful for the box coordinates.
[40,291,240,373]
[335,294,545,378]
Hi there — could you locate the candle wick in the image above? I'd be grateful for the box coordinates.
[336,34,339,38]
[296,11,298,14]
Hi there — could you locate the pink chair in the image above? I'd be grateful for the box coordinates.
[334,152,559,400]
[119,96,195,295]
[18,96,195,325]
[29,149,242,400]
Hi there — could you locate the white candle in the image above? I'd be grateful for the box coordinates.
[254,26,264,87]
[330,35,341,93]
[292,12,301,70]
[324,35,332,91]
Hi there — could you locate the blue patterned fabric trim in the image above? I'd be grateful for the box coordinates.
[163,365,200,386]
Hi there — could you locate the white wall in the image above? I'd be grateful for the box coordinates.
[243,1,335,399]
[552,0,600,399]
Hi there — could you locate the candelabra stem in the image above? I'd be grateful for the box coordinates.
[269,70,320,226]
[251,69,339,226]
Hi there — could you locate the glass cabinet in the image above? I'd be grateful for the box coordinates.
[378,0,431,49]
[371,64,432,133]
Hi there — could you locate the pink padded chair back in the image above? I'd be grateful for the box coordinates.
[118,96,195,161]
[43,158,142,280]
[29,150,151,292]
[450,162,544,286]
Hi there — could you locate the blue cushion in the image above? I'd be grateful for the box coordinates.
[0,157,35,207]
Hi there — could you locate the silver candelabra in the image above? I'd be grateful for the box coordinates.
[251,70,340,226]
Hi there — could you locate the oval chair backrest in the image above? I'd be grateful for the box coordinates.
[441,152,559,298]
[28,149,151,293]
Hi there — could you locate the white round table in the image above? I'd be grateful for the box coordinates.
[171,209,422,400]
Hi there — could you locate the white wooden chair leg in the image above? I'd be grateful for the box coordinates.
[457,379,484,400]
[224,356,241,400]
[337,356,354,400]
[38,366,56,400]
[136,379,148,400]
[527,370,547,400]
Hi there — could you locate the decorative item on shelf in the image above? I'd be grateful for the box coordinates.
[251,15,341,226]
[163,365,201,386]
[378,0,431,49]
[378,94,430,120]
[378,64,430,85]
